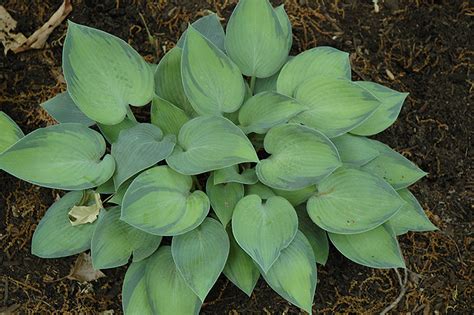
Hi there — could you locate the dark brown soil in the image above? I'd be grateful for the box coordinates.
[1,0,472,313]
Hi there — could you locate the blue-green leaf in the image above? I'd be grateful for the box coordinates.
[351,82,409,135]
[111,123,175,189]
[98,117,137,144]
[213,165,258,185]
[91,207,162,269]
[225,0,290,77]
[328,224,406,269]
[177,13,226,51]
[277,47,351,97]
[122,260,153,315]
[296,206,329,265]
[0,124,115,190]
[166,116,258,175]
[332,134,380,166]
[40,92,95,126]
[172,218,230,302]
[307,168,404,234]
[206,173,244,227]
[232,195,298,272]
[244,182,276,200]
[63,22,153,125]
[272,185,317,207]
[0,111,24,153]
[32,191,96,258]
[150,96,190,136]
[182,25,245,116]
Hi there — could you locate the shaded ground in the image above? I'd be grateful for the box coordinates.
[0,0,472,313]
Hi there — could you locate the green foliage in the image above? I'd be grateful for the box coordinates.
[0,1,436,313]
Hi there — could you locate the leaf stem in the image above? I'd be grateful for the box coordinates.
[249,76,256,94]
[126,105,138,123]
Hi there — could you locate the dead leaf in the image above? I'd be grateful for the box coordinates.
[67,253,105,282]
[0,6,27,54]
[0,0,72,55]
[68,193,103,226]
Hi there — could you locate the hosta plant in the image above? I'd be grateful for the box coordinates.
[0,0,437,313]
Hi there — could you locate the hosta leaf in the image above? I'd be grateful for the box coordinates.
[91,207,162,269]
[96,177,115,194]
[98,117,137,144]
[111,123,175,189]
[388,188,437,235]
[254,70,279,94]
[232,195,298,272]
[213,165,258,185]
[273,185,317,207]
[146,246,201,314]
[122,260,153,315]
[277,47,351,97]
[292,77,381,138]
[245,182,276,199]
[151,96,190,136]
[108,178,132,205]
[225,0,289,77]
[206,174,244,227]
[32,191,96,258]
[332,134,380,166]
[224,226,260,296]
[63,22,153,125]
[256,123,341,190]
[0,111,24,153]
[296,206,329,265]
[328,224,405,268]
[307,168,404,234]
[177,13,226,51]
[274,4,292,51]
[172,218,230,301]
[153,47,195,115]
[40,92,95,126]
[362,140,427,189]
[262,231,316,314]
[121,166,209,236]
[166,116,258,175]
[0,124,115,190]
[182,25,245,116]
[238,92,306,134]
[351,82,409,135]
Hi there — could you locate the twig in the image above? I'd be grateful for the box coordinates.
[380,268,408,315]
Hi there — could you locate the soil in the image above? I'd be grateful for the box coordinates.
[0,0,472,314]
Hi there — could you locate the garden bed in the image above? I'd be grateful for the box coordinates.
[0,0,471,313]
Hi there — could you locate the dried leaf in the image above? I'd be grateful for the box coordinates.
[68,193,103,226]
[67,253,106,282]
[0,6,27,54]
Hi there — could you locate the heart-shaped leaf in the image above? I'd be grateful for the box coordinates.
[177,13,226,51]
[256,123,341,190]
[0,123,115,190]
[213,165,258,185]
[225,0,290,77]
[296,206,329,265]
[245,182,276,199]
[153,47,195,115]
[262,231,316,314]
[223,226,260,297]
[41,92,95,126]
[273,185,317,207]
[63,22,153,125]
[328,224,405,268]
[112,123,175,189]
[146,246,201,314]
[97,117,137,144]
[361,140,427,189]
[166,116,258,175]
[274,4,292,51]
[351,82,409,136]
[232,195,298,272]
[172,218,230,301]
[182,25,245,116]
[388,188,437,235]
[122,260,153,315]
[292,77,381,138]
[32,191,96,258]
[0,111,23,153]
[91,207,162,269]
[121,166,209,236]
[151,96,190,136]
[238,92,306,134]
[332,134,380,166]
[307,168,404,234]
[277,47,351,97]
[206,173,244,227]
